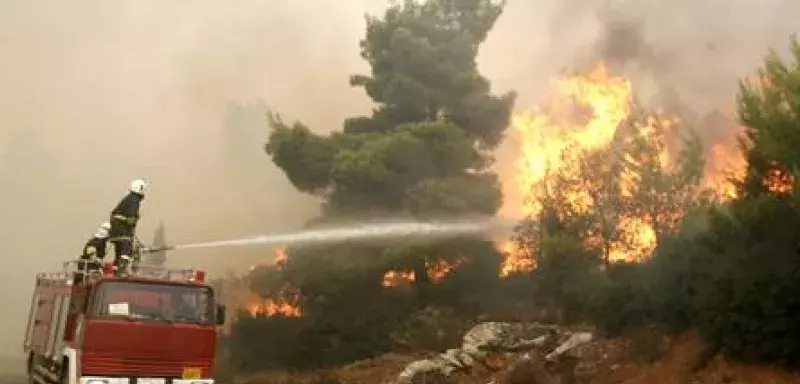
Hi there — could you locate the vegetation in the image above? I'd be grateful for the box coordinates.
[224,0,800,374]
[227,0,515,371]
[509,39,800,368]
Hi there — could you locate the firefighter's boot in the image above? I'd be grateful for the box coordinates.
[115,255,133,277]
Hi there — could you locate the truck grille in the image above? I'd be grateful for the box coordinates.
[82,353,212,377]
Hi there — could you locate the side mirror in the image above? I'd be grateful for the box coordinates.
[216,304,226,325]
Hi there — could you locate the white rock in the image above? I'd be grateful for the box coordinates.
[440,348,471,369]
[396,322,594,384]
[545,332,594,361]
[397,360,444,384]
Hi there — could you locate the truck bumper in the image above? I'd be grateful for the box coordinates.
[79,378,214,384]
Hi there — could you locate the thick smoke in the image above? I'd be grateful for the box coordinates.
[0,0,381,357]
[482,0,800,138]
[484,0,799,205]
[0,0,797,362]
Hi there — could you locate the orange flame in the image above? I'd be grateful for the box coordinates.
[382,270,415,287]
[514,62,633,219]
[764,162,794,194]
[246,294,302,317]
[499,61,748,273]
[243,247,303,317]
[381,258,465,287]
[501,62,637,274]
[498,240,534,277]
[701,117,747,201]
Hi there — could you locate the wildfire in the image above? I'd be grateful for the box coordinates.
[237,63,754,292]
[243,246,303,317]
[498,240,534,277]
[501,62,640,274]
[701,109,747,201]
[704,140,745,200]
[246,291,302,318]
[514,63,633,218]
[381,258,465,287]
[499,61,748,274]
[764,162,794,194]
[382,270,415,287]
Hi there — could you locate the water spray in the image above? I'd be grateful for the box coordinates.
[138,217,514,254]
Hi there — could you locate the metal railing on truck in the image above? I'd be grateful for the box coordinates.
[36,260,206,285]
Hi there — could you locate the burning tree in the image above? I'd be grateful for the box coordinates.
[227,0,800,374]
[505,63,708,274]
[502,37,800,363]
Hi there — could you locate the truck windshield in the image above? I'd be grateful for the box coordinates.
[92,282,214,325]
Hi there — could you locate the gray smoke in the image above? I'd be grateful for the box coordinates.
[0,0,797,360]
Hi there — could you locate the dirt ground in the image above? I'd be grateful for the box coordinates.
[592,331,800,384]
[237,329,800,384]
[12,331,800,384]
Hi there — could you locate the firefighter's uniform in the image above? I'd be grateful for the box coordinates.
[75,222,110,282]
[108,179,146,276]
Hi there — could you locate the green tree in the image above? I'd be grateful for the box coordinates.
[685,38,800,367]
[266,0,516,216]
[250,0,515,368]
[738,39,800,198]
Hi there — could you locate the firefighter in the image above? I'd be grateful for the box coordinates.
[74,222,111,281]
[108,179,147,276]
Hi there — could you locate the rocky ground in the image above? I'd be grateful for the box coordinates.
[235,322,800,384]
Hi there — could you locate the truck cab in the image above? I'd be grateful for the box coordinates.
[24,261,226,384]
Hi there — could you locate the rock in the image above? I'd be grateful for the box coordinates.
[463,322,560,353]
[397,360,454,384]
[395,322,594,384]
[545,332,594,361]
[440,348,472,370]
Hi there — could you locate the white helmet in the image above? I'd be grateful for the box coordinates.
[130,179,147,195]
[94,222,111,239]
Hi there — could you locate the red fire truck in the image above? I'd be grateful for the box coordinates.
[23,260,226,384]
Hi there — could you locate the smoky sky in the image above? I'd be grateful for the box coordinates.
[0,0,797,356]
